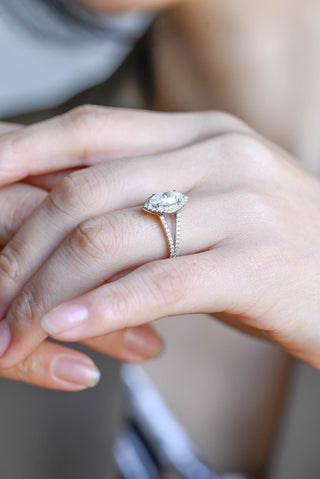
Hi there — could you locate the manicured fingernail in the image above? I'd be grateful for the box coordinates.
[51,355,101,389]
[41,304,88,336]
[124,326,163,359]
[0,321,11,357]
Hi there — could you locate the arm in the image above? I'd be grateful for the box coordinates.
[151,0,320,171]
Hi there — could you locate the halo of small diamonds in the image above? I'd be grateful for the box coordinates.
[143,190,188,214]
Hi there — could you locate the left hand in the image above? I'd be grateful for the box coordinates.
[1,106,320,373]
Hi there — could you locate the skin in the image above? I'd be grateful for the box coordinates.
[77,0,186,12]
[2,0,319,471]
[0,106,320,380]
[0,121,163,390]
[2,0,320,402]
[151,0,320,170]
[0,0,213,392]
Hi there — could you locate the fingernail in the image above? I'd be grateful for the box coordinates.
[41,304,88,336]
[51,355,101,389]
[0,320,11,357]
[124,325,163,359]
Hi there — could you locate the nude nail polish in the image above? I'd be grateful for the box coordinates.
[124,326,163,358]
[51,355,101,389]
[41,304,88,336]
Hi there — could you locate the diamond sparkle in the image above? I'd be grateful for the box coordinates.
[143,190,188,214]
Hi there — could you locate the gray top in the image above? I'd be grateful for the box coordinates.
[0,0,154,117]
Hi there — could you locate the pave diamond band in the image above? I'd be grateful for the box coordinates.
[143,191,188,258]
[159,212,181,258]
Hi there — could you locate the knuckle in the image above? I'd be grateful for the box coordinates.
[48,176,76,217]
[63,104,105,132]
[0,243,23,285]
[70,216,112,261]
[9,286,43,326]
[211,111,251,133]
[141,262,186,309]
[108,286,131,328]
[67,213,127,264]
[0,128,30,166]
[55,105,107,163]
[234,187,273,223]
[215,132,277,178]
[5,190,47,241]
[13,353,38,382]
[49,169,104,216]
[99,214,126,255]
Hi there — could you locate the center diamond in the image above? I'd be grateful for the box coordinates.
[144,190,188,214]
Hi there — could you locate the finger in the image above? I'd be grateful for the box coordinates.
[0,185,244,366]
[0,339,101,391]
[15,194,231,310]
[0,132,251,317]
[81,324,163,362]
[0,231,230,367]
[0,307,163,371]
[39,251,236,342]
[214,312,268,340]
[0,122,78,191]
[0,183,47,246]
[0,149,198,317]
[25,169,79,191]
[0,107,251,185]
[0,122,21,135]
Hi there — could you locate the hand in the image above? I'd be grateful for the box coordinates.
[0,116,165,390]
[1,106,320,379]
[0,122,48,248]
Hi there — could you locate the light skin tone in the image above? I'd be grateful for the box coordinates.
[0,0,211,391]
[1,3,319,475]
[2,0,320,398]
[0,121,164,390]
[1,106,320,391]
[151,0,320,163]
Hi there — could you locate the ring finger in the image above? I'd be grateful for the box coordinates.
[0,187,240,367]
[0,340,101,391]
[0,183,47,247]
[0,133,250,319]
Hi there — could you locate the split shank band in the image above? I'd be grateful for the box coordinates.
[143,190,188,258]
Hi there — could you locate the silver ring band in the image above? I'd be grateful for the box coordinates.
[143,191,188,258]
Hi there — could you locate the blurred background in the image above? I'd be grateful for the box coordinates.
[1,1,320,478]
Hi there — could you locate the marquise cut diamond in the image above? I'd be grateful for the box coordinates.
[143,190,188,214]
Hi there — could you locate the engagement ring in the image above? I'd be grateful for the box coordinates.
[143,190,188,258]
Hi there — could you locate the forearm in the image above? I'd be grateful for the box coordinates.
[151,0,320,172]
[151,0,220,111]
